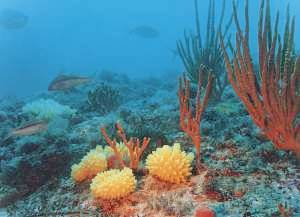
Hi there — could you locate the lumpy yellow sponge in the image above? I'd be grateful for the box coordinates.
[90,167,136,200]
[146,143,194,184]
[71,146,107,182]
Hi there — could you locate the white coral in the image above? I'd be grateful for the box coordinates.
[22,99,76,120]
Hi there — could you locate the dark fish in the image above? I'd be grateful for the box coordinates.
[0,8,28,30]
[3,120,48,141]
[129,25,160,39]
[48,74,91,91]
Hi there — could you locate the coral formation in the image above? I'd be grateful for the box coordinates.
[178,70,212,170]
[87,83,121,115]
[146,143,194,184]
[90,167,136,200]
[102,142,129,159]
[101,123,150,170]
[103,142,130,168]
[71,146,107,182]
[220,0,300,156]
[2,1,300,216]
[22,99,76,120]
[177,0,230,100]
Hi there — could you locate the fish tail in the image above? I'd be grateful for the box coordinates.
[1,133,12,143]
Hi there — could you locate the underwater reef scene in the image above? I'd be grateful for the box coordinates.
[0,0,300,216]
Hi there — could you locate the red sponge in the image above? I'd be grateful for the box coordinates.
[195,207,216,217]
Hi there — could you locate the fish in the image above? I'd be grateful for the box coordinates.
[129,25,160,39]
[2,120,48,142]
[48,74,91,91]
[0,8,28,30]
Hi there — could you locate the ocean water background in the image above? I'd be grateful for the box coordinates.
[0,0,299,98]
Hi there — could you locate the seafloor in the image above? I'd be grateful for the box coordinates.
[0,71,299,217]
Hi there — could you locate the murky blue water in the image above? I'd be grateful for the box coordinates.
[0,0,299,98]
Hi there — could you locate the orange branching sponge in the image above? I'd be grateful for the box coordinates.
[71,146,107,183]
[178,69,213,170]
[278,203,293,217]
[146,143,194,184]
[100,123,151,170]
[90,167,136,200]
[221,0,300,156]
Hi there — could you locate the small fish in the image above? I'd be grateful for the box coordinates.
[0,8,28,30]
[129,25,160,39]
[3,120,48,141]
[48,74,91,91]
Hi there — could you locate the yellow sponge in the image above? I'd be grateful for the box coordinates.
[71,146,107,182]
[90,167,136,200]
[146,143,194,184]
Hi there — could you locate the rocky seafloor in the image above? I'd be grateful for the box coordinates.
[0,71,299,217]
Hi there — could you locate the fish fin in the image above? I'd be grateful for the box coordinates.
[1,133,12,143]
[53,74,70,80]
[19,120,48,128]
[48,74,71,89]
[48,74,68,88]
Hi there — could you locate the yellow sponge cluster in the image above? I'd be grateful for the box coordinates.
[90,167,136,200]
[71,146,108,182]
[146,143,194,184]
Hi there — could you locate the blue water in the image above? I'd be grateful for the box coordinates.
[0,0,299,97]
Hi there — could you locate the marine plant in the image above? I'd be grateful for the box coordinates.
[146,143,194,184]
[177,0,231,100]
[87,83,121,115]
[101,123,151,171]
[90,167,136,200]
[178,68,213,170]
[220,0,300,156]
